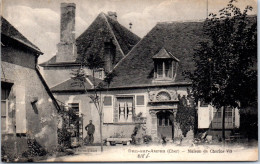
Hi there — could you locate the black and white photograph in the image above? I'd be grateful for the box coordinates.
[1,0,258,162]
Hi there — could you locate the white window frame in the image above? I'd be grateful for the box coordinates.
[116,95,134,123]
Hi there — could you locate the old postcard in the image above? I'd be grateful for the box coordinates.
[1,0,258,162]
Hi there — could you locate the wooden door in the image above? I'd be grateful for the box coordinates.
[157,111,173,139]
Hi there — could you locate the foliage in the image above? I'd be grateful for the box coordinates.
[57,128,71,148]
[143,135,152,144]
[103,71,116,88]
[186,0,257,109]
[239,104,258,140]
[131,124,150,144]
[176,95,197,137]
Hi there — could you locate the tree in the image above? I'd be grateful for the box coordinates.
[71,53,115,152]
[175,90,197,138]
[187,0,257,142]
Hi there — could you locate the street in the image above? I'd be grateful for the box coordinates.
[45,143,258,162]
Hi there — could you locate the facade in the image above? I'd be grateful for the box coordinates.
[1,17,60,158]
[49,17,241,143]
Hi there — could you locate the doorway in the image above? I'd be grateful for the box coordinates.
[157,111,174,139]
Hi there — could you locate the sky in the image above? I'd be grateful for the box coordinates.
[1,0,257,63]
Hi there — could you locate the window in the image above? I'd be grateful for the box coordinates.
[165,60,172,78]
[117,97,134,123]
[212,108,222,128]
[68,103,80,115]
[1,99,7,131]
[104,96,112,106]
[67,103,82,141]
[212,107,234,129]
[157,62,163,78]
[225,107,233,128]
[156,60,173,79]
[136,95,145,106]
[152,48,179,80]
[1,82,12,133]
[157,112,172,127]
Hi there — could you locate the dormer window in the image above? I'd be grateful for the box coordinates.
[152,48,179,81]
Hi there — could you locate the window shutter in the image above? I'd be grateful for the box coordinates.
[234,108,240,128]
[1,100,7,132]
[103,107,113,123]
[113,98,118,123]
[136,95,145,106]
[103,96,113,123]
[198,102,210,128]
[104,96,112,106]
[16,85,27,133]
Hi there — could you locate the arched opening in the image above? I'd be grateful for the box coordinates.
[156,91,171,101]
[157,111,174,140]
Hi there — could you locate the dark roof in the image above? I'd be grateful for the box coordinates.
[40,12,140,67]
[152,47,179,61]
[51,75,103,92]
[109,21,207,88]
[1,16,42,54]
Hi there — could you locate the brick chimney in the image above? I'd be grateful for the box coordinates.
[56,3,77,62]
[104,40,116,72]
[107,11,117,20]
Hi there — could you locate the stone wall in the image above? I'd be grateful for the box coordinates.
[1,46,58,156]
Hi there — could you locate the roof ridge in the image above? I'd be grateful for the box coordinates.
[102,13,125,58]
[112,22,160,71]
[1,17,42,54]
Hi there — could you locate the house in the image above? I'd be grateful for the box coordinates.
[42,3,256,145]
[50,19,241,143]
[40,3,140,88]
[1,16,61,159]
[40,3,140,145]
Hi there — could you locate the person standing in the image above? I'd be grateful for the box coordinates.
[85,120,95,145]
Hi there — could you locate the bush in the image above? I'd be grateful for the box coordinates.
[143,135,152,144]
[131,124,150,145]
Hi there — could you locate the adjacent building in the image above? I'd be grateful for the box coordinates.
[1,17,60,158]
[40,3,140,88]
[40,3,140,145]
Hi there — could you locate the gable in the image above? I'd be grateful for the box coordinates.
[41,13,140,67]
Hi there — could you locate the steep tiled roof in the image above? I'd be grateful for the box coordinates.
[40,12,140,66]
[109,21,207,88]
[1,17,42,54]
[51,76,103,92]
